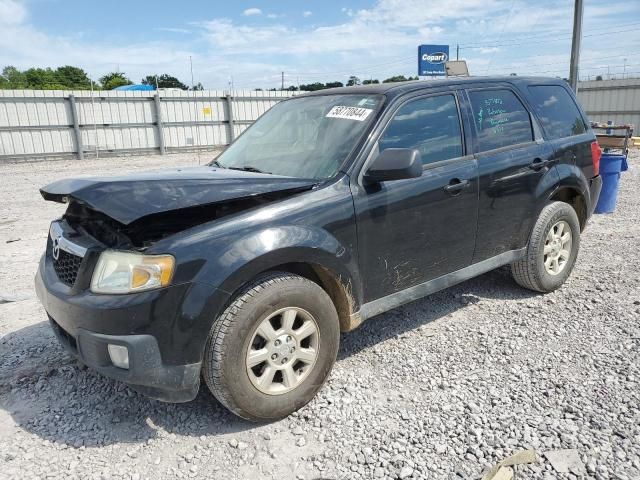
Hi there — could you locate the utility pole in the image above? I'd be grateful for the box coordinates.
[568,0,584,92]
[456,44,459,61]
[281,71,284,90]
[189,56,195,90]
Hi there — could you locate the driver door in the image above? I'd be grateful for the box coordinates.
[351,92,479,303]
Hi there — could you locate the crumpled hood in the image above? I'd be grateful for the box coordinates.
[40,166,317,225]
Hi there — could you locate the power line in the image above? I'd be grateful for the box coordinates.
[484,0,517,74]
[461,25,640,50]
[488,50,640,71]
[458,20,640,48]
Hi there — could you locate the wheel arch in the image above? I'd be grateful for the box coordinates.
[251,262,361,332]
[191,224,364,335]
[548,186,588,231]
[547,164,592,231]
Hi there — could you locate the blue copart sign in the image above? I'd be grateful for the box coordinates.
[418,45,449,76]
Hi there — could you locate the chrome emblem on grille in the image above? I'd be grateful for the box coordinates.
[52,236,61,260]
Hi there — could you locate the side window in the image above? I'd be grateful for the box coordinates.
[468,89,533,152]
[527,85,587,140]
[378,94,463,165]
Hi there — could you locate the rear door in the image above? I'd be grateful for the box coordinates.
[463,86,557,262]
[352,91,479,302]
[525,84,594,180]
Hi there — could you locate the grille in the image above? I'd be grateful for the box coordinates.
[53,248,83,286]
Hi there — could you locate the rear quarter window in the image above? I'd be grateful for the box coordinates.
[527,85,587,140]
[468,89,533,152]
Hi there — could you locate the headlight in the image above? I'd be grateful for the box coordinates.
[91,251,175,294]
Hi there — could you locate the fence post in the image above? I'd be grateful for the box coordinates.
[225,94,235,143]
[68,94,84,160]
[153,93,166,155]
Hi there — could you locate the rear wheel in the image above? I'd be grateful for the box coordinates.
[202,272,340,421]
[511,201,581,293]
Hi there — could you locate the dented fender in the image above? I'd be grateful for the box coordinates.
[199,226,358,295]
[141,176,362,360]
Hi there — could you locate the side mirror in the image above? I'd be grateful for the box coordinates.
[364,148,422,183]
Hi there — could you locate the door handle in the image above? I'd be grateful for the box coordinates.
[529,158,554,170]
[443,178,470,194]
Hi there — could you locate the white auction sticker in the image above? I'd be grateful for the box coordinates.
[326,105,373,121]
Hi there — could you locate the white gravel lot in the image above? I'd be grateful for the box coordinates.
[0,151,639,480]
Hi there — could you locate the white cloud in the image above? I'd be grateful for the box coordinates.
[242,8,262,16]
[0,0,26,24]
[303,11,312,18]
[478,47,500,54]
[155,27,191,34]
[1,0,640,89]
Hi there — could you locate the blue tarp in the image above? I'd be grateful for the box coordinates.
[113,84,155,91]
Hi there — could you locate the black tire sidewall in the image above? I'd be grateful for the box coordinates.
[534,203,581,291]
[212,277,339,420]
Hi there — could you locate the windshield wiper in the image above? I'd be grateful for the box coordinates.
[210,160,225,168]
[228,166,272,174]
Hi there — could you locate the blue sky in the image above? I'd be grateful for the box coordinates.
[1,0,640,89]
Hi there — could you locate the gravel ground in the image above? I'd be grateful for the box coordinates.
[0,151,639,480]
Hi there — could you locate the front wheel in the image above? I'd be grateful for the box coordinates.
[202,272,340,421]
[511,201,581,293]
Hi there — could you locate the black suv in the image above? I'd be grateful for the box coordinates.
[36,77,602,421]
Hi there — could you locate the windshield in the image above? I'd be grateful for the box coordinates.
[214,94,383,179]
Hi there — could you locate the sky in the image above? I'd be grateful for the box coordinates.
[1,0,640,90]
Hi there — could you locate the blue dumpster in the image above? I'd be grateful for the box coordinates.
[594,153,628,214]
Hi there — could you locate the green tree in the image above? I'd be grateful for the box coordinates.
[382,75,416,83]
[24,68,65,89]
[299,82,325,91]
[100,72,133,90]
[1,66,27,89]
[346,75,361,86]
[141,74,188,90]
[0,65,94,89]
[325,81,344,88]
[56,66,92,89]
[190,82,204,91]
[362,79,380,84]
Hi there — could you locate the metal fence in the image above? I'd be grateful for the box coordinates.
[577,78,640,128]
[3,80,638,161]
[0,89,299,161]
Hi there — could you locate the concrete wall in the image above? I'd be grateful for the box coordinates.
[0,89,299,161]
[577,78,640,128]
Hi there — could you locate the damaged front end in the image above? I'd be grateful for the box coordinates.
[60,188,311,250]
[40,167,318,250]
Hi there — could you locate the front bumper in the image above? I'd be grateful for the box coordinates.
[35,254,201,403]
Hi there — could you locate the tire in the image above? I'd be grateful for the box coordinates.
[511,201,581,293]
[202,272,340,421]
